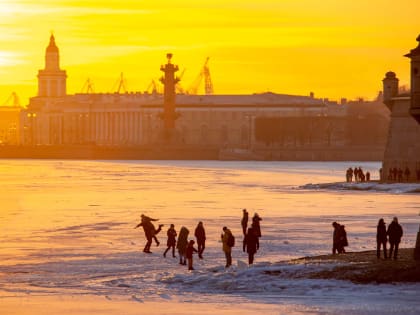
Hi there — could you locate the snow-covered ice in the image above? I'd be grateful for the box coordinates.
[0,160,419,314]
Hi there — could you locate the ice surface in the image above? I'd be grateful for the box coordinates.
[0,160,419,314]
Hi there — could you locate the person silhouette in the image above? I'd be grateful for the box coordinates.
[163,224,177,258]
[194,221,206,259]
[134,214,163,253]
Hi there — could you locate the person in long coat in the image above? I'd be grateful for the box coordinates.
[194,221,206,259]
[241,209,249,236]
[177,226,189,265]
[243,227,259,265]
[376,218,387,259]
[332,222,341,254]
[221,226,233,268]
[251,213,262,237]
[387,217,403,259]
[163,224,177,258]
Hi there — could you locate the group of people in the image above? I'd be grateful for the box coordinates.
[136,212,405,272]
[376,217,404,260]
[241,209,263,265]
[332,216,404,260]
[135,210,264,270]
[135,217,207,270]
[386,167,413,182]
[345,167,370,182]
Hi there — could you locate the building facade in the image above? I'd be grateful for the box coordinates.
[18,35,388,161]
[381,35,420,181]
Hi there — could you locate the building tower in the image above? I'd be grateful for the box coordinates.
[405,34,420,123]
[37,34,67,97]
[160,53,180,141]
[382,71,399,110]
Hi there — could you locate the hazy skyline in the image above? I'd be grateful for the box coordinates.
[0,0,419,106]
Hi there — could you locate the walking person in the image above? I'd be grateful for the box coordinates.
[186,240,198,270]
[241,208,249,236]
[332,222,341,254]
[194,221,206,259]
[221,226,234,268]
[376,218,387,259]
[243,227,259,265]
[163,224,177,258]
[387,217,403,260]
[177,226,189,265]
[134,214,163,253]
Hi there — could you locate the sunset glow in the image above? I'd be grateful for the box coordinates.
[0,0,419,105]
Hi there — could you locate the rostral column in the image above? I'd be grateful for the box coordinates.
[160,53,180,141]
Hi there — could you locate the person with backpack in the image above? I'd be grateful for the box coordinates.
[221,226,234,268]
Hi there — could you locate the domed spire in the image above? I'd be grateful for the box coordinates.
[46,33,59,53]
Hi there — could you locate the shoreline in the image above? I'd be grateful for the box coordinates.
[292,248,420,284]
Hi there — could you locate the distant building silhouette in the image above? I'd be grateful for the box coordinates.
[12,34,389,161]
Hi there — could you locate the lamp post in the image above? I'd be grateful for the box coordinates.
[245,114,252,150]
[27,112,37,145]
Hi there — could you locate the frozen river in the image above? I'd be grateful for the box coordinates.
[0,160,419,314]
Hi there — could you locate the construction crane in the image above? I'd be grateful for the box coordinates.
[2,92,21,107]
[113,72,128,93]
[188,57,214,95]
[146,79,161,94]
[175,68,187,94]
[81,78,95,94]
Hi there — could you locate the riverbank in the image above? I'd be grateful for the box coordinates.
[293,248,420,284]
[0,144,384,161]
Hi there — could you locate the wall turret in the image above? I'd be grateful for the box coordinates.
[405,34,420,123]
[382,71,399,110]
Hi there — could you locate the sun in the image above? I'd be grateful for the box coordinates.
[0,0,19,15]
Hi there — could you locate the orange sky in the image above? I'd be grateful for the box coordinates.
[0,0,419,106]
